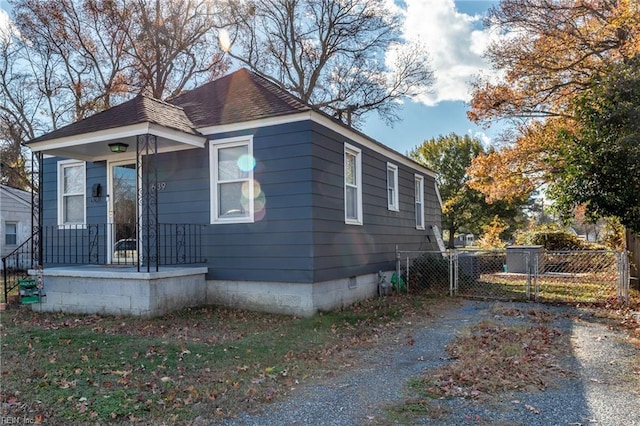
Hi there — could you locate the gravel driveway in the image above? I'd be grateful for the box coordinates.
[215,300,640,426]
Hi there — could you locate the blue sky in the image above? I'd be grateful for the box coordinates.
[0,0,503,155]
[363,0,503,154]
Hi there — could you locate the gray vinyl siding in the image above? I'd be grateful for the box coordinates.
[38,119,441,281]
[41,158,109,265]
[41,158,107,228]
[309,122,441,282]
[201,122,316,282]
[155,149,210,223]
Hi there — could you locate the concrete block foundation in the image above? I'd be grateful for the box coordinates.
[28,266,393,318]
[31,266,208,317]
[207,271,391,317]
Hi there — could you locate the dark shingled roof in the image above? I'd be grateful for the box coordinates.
[28,95,200,144]
[168,68,311,127]
[27,69,311,144]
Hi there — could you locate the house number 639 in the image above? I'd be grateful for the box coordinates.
[151,182,166,191]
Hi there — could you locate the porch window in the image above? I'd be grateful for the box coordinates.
[344,143,362,225]
[57,160,86,227]
[415,174,425,230]
[5,222,17,245]
[210,136,254,223]
[387,162,399,211]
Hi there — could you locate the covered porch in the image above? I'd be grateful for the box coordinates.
[5,95,212,316]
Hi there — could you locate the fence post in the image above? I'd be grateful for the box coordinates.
[2,257,6,304]
[625,251,631,305]
[449,251,453,296]
[395,245,401,293]
[618,250,630,305]
[525,252,531,300]
[533,253,539,302]
[406,256,410,293]
[449,250,458,297]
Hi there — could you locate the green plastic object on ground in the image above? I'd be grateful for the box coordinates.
[391,273,406,292]
[18,278,40,304]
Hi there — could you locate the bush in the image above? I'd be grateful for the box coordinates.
[515,225,591,250]
[408,253,450,289]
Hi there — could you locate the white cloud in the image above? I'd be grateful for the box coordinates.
[0,8,11,41]
[0,7,20,44]
[468,129,491,147]
[398,0,502,106]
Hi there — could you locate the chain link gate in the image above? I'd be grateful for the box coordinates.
[396,249,630,305]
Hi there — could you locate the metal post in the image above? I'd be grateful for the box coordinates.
[406,256,410,293]
[137,134,159,272]
[525,252,531,300]
[533,253,539,302]
[2,258,7,305]
[395,245,401,292]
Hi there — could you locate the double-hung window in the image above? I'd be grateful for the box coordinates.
[415,174,425,229]
[387,163,399,211]
[58,160,86,227]
[210,136,254,223]
[344,143,362,225]
[5,222,17,245]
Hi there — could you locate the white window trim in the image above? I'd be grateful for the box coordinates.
[344,143,363,225]
[57,159,86,228]
[209,136,254,224]
[5,222,18,245]
[415,174,425,230]
[386,162,399,211]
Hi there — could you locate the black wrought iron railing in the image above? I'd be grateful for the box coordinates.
[2,231,39,303]
[41,223,207,268]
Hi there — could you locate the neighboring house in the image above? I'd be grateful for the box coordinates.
[0,185,33,269]
[25,68,442,317]
[454,234,475,248]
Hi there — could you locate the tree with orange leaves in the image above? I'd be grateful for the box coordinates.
[467,0,640,212]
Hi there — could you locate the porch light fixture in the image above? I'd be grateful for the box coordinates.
[108,142,129,153]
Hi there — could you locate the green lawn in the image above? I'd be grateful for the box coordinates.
[0,296,417,424]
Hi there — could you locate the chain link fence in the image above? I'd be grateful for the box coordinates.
[396,248,631,305]
[394,251,453,297]
[535,250,628,304]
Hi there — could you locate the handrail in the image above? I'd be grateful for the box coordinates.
[2,230,39,261]
[2,230,39,304]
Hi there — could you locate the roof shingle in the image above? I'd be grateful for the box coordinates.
[27,68,311,144]
[28,95,200,144]
[168,68,311,127]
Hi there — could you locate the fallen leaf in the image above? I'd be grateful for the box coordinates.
[525,404,540,414]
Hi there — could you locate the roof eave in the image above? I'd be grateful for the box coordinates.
[199,111,437,178]
[26,122,206,160]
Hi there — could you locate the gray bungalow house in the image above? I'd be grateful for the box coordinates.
[25,68,442,317]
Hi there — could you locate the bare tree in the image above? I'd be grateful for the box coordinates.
[12,0,132,121]
[222,0,433,126]
[121,0,229,99]
[0,25,50,190]
[3,0,230,186]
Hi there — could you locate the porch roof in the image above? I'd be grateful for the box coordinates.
[25,96,206,161]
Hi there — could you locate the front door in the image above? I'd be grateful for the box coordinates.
[108,161,137,264]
